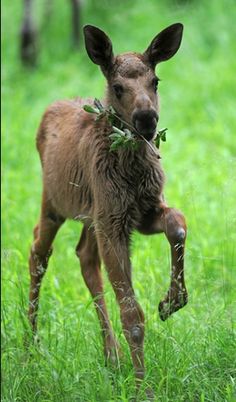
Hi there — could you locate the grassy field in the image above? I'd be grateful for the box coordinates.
[2,0,236,401]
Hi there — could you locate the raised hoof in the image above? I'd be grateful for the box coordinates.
[158,290,188,321]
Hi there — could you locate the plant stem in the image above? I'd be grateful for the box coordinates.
[106,109,160,158]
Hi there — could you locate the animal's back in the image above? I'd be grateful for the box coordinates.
[36,97,96,219]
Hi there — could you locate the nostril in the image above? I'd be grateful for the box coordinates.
[132,109,158,134]
[132,109,157,123]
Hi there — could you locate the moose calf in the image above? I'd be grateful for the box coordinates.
[28,23,188,394]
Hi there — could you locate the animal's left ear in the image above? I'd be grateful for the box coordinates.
[143,23,184,67]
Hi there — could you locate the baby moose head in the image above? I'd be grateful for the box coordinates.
[83,23,183,141]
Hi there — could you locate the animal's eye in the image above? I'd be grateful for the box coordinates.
[152,77,160,92]
[113,84,124,99]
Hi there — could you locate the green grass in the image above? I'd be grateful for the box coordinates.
[2,0,236,400]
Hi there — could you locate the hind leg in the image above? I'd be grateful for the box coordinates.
[28,193,65,334]
[76,225,120,364]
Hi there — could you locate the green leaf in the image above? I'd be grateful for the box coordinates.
[155,135,160,148]
[109,133,122,141]
[159,128,168,142]
[110,142,121,152]
[83,105,99,114]
[155,128,168,148]
[158,128,168,135]
[108,114,115,124]
[112,126,126,136]
[123,129,132,139]
[161,132,166,142]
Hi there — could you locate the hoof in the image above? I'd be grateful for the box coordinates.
[158,290,188,321]
[145,387,155,400]
[23,328,40,349]
[104,342,122,366]
[130,386,154,402]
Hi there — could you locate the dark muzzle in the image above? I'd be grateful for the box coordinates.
[132,109,158,141]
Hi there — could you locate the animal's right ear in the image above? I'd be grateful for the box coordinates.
[143,23,184,67]
[83,25,114,74]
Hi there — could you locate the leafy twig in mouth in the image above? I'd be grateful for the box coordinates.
[83,99,167,156]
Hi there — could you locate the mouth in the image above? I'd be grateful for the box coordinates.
[131,108,159,142]
[136,130,156,142]
[134,120,157,142]
[131,108,158,142]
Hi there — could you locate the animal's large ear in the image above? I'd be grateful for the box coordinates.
[83,25,114,74]
[143,23,184,67]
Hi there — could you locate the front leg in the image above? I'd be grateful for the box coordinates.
[98,234,145,382]
[138,204,188,321]
[94,212,146,392]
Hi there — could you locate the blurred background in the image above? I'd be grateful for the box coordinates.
[2,0,236,401]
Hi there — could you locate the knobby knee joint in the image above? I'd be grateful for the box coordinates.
[121,299,145,345]
[165,209,187,245]
[130,324,144,345]
[174,227,186,243]
[167,227,186,252]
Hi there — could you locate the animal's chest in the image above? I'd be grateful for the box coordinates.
[135,168,163,210]
[111,164,164,235]
[120,155,165,214]
[96,148,165,232]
